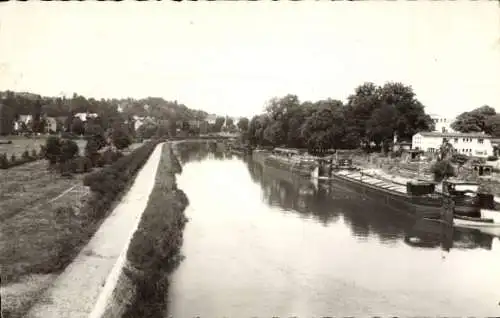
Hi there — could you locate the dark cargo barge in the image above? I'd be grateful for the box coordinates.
[330,170,444,219]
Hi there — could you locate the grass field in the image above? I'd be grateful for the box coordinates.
[0,160,92,317]
[0,136,87,157]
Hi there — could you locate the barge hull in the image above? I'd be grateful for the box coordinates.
[330,173,443,219]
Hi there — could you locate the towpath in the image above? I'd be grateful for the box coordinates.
[25,143,164,318]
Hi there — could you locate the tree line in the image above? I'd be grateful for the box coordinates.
[241,82,435,152]
[0,91,211,136]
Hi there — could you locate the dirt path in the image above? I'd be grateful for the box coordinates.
[24,143,164,318]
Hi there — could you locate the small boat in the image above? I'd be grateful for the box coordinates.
[452,209,500,236]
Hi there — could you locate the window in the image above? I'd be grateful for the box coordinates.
[478,138,484,144]
[454,138,458,143]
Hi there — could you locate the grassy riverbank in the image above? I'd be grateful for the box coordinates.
[123,142,188,317]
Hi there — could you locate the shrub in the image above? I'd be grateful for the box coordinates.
[31,149,38,158]
[451,153,468,165]
[10,154,16,163]
[0,153,8,169]
[83,140,160,218]
[22,150,30,160]
[431,159,455,182]
[60,139,79,163]
[69,156,93,174]
[127,143,187,275]
[112,126,132,150]
[101,149,116,165]
[487,155,498,162]
[39,145,47,159]
[45,136,62,164]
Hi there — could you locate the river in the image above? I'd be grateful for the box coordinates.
[165,146,500,317]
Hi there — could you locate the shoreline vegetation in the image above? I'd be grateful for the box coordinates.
[122,142,188,318]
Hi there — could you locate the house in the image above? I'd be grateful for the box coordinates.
[429,113,456,133]
[74,112,98,122]
[132,116,155,131]
[13,114,33,132]
[412,131,493,158]
[205,114,217,125]
[45,117,58,133]
[18,114,33,125]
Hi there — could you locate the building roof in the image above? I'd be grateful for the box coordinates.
[415,131,492,139]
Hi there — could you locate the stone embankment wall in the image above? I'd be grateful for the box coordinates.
[90,142,188,318]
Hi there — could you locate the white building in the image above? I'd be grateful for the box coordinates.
[412,132,494,158]
[429,113,456,133]
[205,114,217,125]
[45,117,57,132]
[74,112,98,122]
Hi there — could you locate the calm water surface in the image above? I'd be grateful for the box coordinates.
[166,149,500,317]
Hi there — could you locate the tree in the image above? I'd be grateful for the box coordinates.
[214,117,225,132]
[112,125,132,150]
[300,101,345,151]
[248,114,270,146]
[431,160,455,182]
[237,117,249,132]
[439,138,455,161]
[377,82,434,140]
[44,136,62,165]
[71,117,85,135]
[0,103,15,135]
[485,114,500,137]
[60,139,79,162]
[365,103,398,150]
[345,82,380,144]
[137,122,158,140]
[225,117,234,128]
[84,123,107,164]
[263,120,286,146]
[451,105,496,133]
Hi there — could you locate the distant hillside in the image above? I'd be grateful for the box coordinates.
[0,91,211,122]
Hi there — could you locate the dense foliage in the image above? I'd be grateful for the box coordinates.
[82,140,161,220]
[0,148,42,169]
[0,91,209,135]
[451,105,500,137]
[431,160,456,182]
[245,82,434,151]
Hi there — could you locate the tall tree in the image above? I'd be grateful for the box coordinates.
[378,82,434,139]
[237,117,249,132]
[71,117,85,135]
[300,100,345,151]
[485,114,500,137]
[214,116,225,132]
[452,105,496,133]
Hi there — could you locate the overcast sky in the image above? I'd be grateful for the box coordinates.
[0,2,499,118]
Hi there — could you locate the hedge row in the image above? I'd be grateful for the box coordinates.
[82,140,161,221]
[0,149,43,169]
[123,143,188,317]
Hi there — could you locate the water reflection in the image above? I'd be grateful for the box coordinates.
[175,141,230,164]
[246,158,497,251]
[405,218,493,251]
